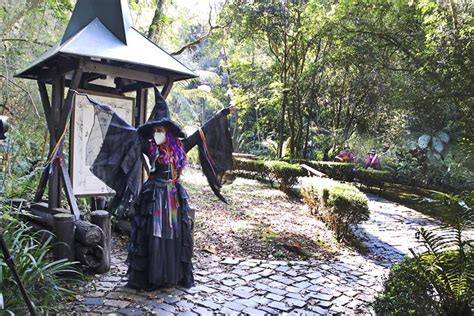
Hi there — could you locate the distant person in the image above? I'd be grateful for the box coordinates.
[335,144,356,163]
[365,147,381,170]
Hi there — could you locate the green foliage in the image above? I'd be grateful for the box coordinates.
[0,211,82,314]
[232,157,303,192]
[372,256,444,315]
[373,196,474,315]
[263,160,304,192]
[354,168,392,188]
[301,177,369,243]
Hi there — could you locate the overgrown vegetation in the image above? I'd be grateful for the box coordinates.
[0,209,82,314]
[301,177,370,243]
[373,196,474,315]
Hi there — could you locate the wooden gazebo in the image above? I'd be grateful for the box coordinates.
[16,0,197,219]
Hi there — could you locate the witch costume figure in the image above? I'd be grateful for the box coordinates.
[85,87,233,290]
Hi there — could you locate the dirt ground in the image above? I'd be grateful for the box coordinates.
[181,167,338,262]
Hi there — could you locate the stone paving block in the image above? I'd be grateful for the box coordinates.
[332,294,351,306]
[221,258,242,265]
[250,267,264,273]
[219,307,240,315]
[234,298,259,308]
[242,273,261,282]
[193,307,214,316]
[176,301,195,310]
[242,307,267,315]
[285,297,306,308]
[346,298,364,309]
[294,281,312,289]
[117,307,143,315]
[198,300,221,310]
[153,303,176,313]
[83,297,104,306]
[223,301,247,312]
[306,271,323,279]
[275,265,290,273]
[268,281,286,289]
[290,308,318,315]
[103,299,130,309]
[249,295,270,306]
[260,269,274,277]
[284,269,299,277]
[196,285,218,294]
[309,305,330,315]
[177,312,198,316]
[307,284,323,292]
[266,293,285,301]
[286,286,302,293]
[286,292,311,301]
[293,276,308,282]
[266,287,288,296]
[268,300,291,312]
[316,300,332,308]
[311,292,333,301]
[232,289,254,299]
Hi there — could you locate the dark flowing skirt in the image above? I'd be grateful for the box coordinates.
[126,178,194,290]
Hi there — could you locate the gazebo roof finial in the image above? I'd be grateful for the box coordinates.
[62,0,132,45]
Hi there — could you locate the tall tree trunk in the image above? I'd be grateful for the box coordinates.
[147,0,166,40]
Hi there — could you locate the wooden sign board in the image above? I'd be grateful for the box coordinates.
[71,91,135,196]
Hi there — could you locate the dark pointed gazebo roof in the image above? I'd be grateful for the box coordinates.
[16,0,197,83]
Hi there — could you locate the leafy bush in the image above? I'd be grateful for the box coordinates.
[373,197,474,315]
[354,168,392,188]
[232,157,268,181]
[301,177,369,242]
[263,160,304,192]
[0,212,82,314]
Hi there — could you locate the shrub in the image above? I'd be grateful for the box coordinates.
[372,256,443,315]
[232,158,304,192]
[0,212,82,314]
[354,168,392,188]
[301,177,369,242]
[263,160,304,192]
[373,198,474,315]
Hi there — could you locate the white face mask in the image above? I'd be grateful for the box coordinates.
[153,132,166,145]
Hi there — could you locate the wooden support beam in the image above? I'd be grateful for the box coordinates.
[161,80,173,98]
[34,165,49,202]
[58,157,80,220]
[37,81,55,137]
[80,60,167,85]
[48,76,64,209]
[59,68,83,132]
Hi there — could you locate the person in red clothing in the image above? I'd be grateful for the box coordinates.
[365,147,382,170]
[335,144,356,163]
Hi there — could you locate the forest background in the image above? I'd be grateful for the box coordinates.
[0,0,472,197]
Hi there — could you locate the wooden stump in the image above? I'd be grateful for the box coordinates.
[75,243,101,268]
[75,220,102,245]
[91,210,111,273]
[53,213,75,261]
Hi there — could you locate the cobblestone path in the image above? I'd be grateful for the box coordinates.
[61,193,462,315]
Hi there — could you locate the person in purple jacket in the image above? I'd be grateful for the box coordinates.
[365,147,381,170]
[335,144,356,163]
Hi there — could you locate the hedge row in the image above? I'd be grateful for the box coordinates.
[300,177,370,242]
[354,168,392,188]
[292,159,356,181]
[232,158,305,192]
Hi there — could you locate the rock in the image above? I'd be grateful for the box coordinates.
[432,136,444,153]
[418,134,431,149]
[437,131,449,143]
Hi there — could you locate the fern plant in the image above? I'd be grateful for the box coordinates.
[409,197,474,315]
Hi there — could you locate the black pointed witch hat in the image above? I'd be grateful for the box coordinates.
[137,87,186,139]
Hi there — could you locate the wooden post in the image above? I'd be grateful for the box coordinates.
[91,210,111,273]
[53,213,75,261]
